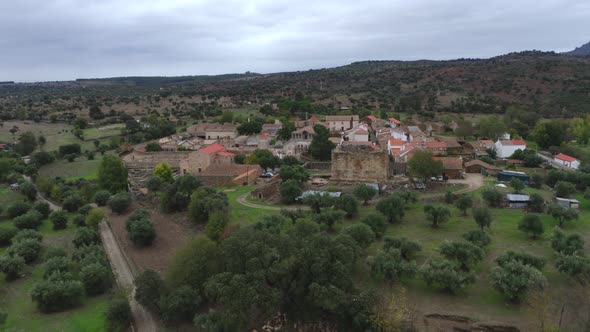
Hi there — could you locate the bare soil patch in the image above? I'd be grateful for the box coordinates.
[106,203,196,275]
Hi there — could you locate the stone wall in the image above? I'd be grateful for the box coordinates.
[331,145,389,182]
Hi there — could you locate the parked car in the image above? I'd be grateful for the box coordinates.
[414,182,426,190]
[260,172,274,178]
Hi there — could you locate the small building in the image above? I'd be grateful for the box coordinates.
[555,197,580,209]
[464,160,501,176]
[505,194,531,208]
[554,153,580,170]
[495,139,527,159]
[325,115,359,132]
[434,156,464,179]
[497,170,529,184]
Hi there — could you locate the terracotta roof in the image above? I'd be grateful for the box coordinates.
[388,139,404,146]
[434,157,463,170]
[426,141,446,149]
[216,151,235,157]
[555,153,577,162]
[259,133,269,140]
[498,139,526,146]
[388,117,402,124]
[309,115,319,122]
[199,144,226,154]
[389,148,402,155]
[366,115,378,121]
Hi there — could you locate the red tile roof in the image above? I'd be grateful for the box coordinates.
[511,140,526,146]
[555,153,576,162]
[309,115,319,122]
[199,144,226,154]
[388,139,404,146]
[388,117,402,124]
[426,141,446,149]
[366,115,378,121]
[259,133,269,140]
[216,151,235,157]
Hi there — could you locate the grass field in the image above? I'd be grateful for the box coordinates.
[38,157,103,180]
[222,185,278,225]
[0,187,27,218]
[0,200,110,331]
[82,124,124,141]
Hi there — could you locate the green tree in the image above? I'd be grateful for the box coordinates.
[496,251,546,270]
[419,259,476,294]
[19,181,37,201]
[134,269,165,311]
[554,181,576,198]
[31,275,84,313]
[15,132,37,155]
[440,241,484,271]
[511,178,525,194]
[423,205,451,228]
[377,195,406,225]
[473,207,493,230]
[530,120,569,149]
[106,295,132,331]
[98,155,128,193]
[361,213,387,238]
[153,162,174,183]
[462,230,491,247]
[7,238,42,262]
[159,286,201,324]
[518,214,544,239]
[529,193,545,213]
[6,202,32,219]
[188,187,229,224]
[309,124,335,161]
[547,204,578,227]
[333,194,358,218]
[145,143,162,152]
[0,254,25,280]
[107,193,131,214]
[491,260,545,303]
[13,210,43,230]
[280,180,302,204]
[353,183,378,205]
[312,210,345,231]
[478,116,507,140]
[93,190,110,206]
[33,202,51,219]
[49,211,68,230]
[206,211,228,242]
[62,194,83,212]
[408,151,443,182]
[455,195,473,216]
[383,237,421,260]
[551,228,584,255]
[167,236,220,293]
[303,193,335,214]
[369,248,417,283]
[72,227,100,248]
[85,208,105,229]
[482,187,503,207]
[555,254,590,280]
[80,263,111,295]
[342,223,375,248]
[279,165,310,183]
[127,218,156,246]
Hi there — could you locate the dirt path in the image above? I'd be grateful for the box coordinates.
[99,221,158,332]
[236,192,309,211]
[419,173,485,200]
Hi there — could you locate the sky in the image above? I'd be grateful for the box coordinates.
[1,0,589,82]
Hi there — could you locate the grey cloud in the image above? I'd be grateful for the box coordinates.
[0,0,589,81]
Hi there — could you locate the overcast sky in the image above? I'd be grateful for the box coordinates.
[1,0,589,82]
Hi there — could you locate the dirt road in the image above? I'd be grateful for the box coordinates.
[99,220,158,332]
[236,192,310,211]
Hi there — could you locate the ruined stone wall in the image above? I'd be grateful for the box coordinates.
[331,146,389,182]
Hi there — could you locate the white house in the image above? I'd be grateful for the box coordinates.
[387,138,407,156]
[388,117,402,128]
[555,153,580,170]
[344,125,369,142]
[495,139,527,158]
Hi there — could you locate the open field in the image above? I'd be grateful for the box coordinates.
[0,196,110,331]
[82,124,124,140]
[38,157,103,180]
[0,187,26,219]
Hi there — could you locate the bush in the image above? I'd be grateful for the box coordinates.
[376,195,406,224]
[78,204,93,216]
[0,227,19,247]
[72,214,86,227]
[383,237,422,260]
[342,223,376,248]
[6,201,32,219]
[0,254,25,280]
[369,248,417,282]
[31,277,84,312]
[551,228,584,255]
[206,211,228,242]
[73,227,100,248]
[50,210,68,230]
[72,245,107,266]
[43,257,72,279]
[146,176,162,192]
[280,180,303,204]
[491,260,545,303]
[312,210,345,231]
[20,182,37,201]
[62,195,83,212]
[361,213,387,238]
[440,241,484,271]
[33,202,51,219]
[85,208,105,229]
[462,230,491,247]
[108,193,131,214]
[529,193,545,213]
[353,184,377,205]
[13,210,43,230]
[455,195,473,215]
[423,205,451,228]
[496,251,546,270]
[7,238,42,263]
[555,254,590,279]
[134,269,165,310]
[80,263,111,295]
[333,194,359,218]
[106,295,132,331]
[518,214,544,239]
[419,259,476,293]
[93,190,111,206]
[127,218,156,246]
[188,188,229,224]
[12,229,43,243]
[482,187,503,207]
[159,286,201,324]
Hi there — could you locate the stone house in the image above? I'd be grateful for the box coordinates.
[325,115,359,132]
[179,143,234,174]
[434,156,464,179]
[331,143,389,182]
[464,159,501,176]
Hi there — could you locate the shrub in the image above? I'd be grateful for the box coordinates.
[146,176,162,192]
[333,194,359,218]
[159,286,201,324]
[33,202,51,219]
[72,227,100,248]
[0,227,19,247]
[462,230,491,247]
[423,205,451,228]
[72,214,86,227]
[93,190,111,206]
[361,213,387,238]
[85,208,105,229]
[353,184,377,205]
[555,254,590,279]
[383,237,422,260]
[80,263,111,295]
[62,195,83,212]
[12,229,43,243]
[491,260,545,303]
[518,214,544,239]
[188,188,229,224]
[19,182,37,201]
[376,194,406,224]
[7,238,42,263]
[440,241,484,271]
[312,210,345,231]
[31,277,84,312]
[206,211,228,242]
[108,193,131,214]
[6,201,32,219]
[50,211,68,230]
[43,257,72,279]
[482,187,503,207]
[13,210,43,230]
[342,223,376,248]
[280,180,302,204]
[529,193,545,213]
[551,228,584,255]
[369,248,417,282]
[127,218,156,246]
[419,259,476,293]
[496,251,546,270]
[547,204,579,227]
[134,269,165,310]
[106,295,132,331]
[0,254,25,280]
[78,204,93,216]
[72,245,107,266]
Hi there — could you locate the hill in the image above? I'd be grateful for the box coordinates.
[2,51,590,121]
[563,41,590,57]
